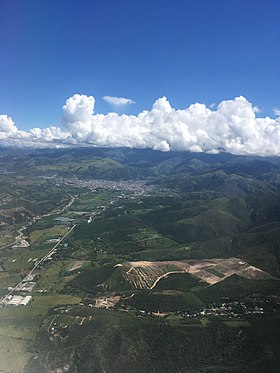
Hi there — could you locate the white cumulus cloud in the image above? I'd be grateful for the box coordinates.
[103,96,136,106]
[1,94,280,156]
[61,94,95,142]
[0,115,18,136]
[273,107,280,116]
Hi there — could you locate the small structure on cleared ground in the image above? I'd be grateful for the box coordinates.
[1,295,32,306]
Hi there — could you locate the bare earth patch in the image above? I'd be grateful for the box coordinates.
[118,258,277,289]
[94,295,121,309]
[68,261,85,272]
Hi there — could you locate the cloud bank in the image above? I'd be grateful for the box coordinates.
[1,94,280,156]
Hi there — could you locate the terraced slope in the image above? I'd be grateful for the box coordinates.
[100,258,276,291]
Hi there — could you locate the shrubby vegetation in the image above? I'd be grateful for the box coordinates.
[25,312,280,373]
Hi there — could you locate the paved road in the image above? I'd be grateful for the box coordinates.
[0,224,76,305]
[0,195,75,251]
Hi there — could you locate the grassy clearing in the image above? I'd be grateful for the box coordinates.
[0,325,35,340]
[0,272,22,290]
[35,262,78,293]
[0,306,46,321]
[129,227,161,241]
[0,317,43,330]
[223,320,251,327]
[0,309,44,373]
[4,248,51,271]
[31,294,81,308]
[0,350,32,373]
[35,262,62,291]
[129,227,180,252]
[30,225,68,244]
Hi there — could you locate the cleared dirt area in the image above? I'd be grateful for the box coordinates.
[237,265,274,280]
[68,261,85,272]
[120,258,275,289]
[94,295,121,309]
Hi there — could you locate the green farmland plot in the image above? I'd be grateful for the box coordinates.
[4,248,51,272]
[29,225,68,244]
[0,307,44,373]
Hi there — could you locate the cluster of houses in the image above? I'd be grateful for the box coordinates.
[182,301,264,319]
[121,296,280,320]
[15,281,36,292]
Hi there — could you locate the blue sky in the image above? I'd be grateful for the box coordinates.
[1,0,280,130]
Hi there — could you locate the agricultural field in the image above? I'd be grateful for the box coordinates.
[29,225,68,244]
[34,261,78,293]
[0,294,81,373]
[0,306,45,373]
[74,257,275,292]
[0,179,137,372]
